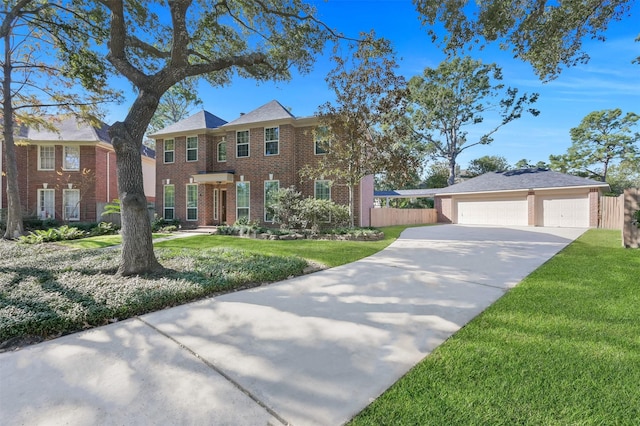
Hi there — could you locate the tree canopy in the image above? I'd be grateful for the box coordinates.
[549,109,640,182]
[303,32,421,227]
[406,56,539,186]
[466,155,510,177]
[413,0,636,80]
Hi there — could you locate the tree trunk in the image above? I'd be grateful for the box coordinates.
[110,93,163,276]
[2,31,24,239]
[447,157,457,186]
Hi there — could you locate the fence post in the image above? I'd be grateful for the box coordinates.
[622,188,639,248]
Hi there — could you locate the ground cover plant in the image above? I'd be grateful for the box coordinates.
[0,225,412,349]
[59,233,171,249]
[349,229,640,425]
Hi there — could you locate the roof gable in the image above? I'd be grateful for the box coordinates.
[19,116,110,143]
[151,110,227,136]
[436,168,609,194]
[223,100,295,127]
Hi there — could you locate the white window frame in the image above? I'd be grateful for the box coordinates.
[217,139,227,162]
[314,180,331,200]
[315,126,330,155]
[38,145,55,171]
[264,126,279,156]
[37,188,55,219]
[264,180,280,222]
[62,146,80,171]
[186,136,198,162]
[164,139,175,164]
[163,184,175,220]
[186,183,198,221]
[236,181,250,220]
[236,130,250,158]
[63,189,80,221]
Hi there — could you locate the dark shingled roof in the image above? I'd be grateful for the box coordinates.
[374,189,440,198]
[18,116,111,143]
[151,110,227,136]
[223,100,295,126]
[435,168,609,195]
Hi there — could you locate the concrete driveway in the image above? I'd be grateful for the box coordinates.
[0,225,586,425]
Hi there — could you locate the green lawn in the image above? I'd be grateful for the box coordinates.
[154,225,410,268]
[349,229,640,425]
[58,233,171,249]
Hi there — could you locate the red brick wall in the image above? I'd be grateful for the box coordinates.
[155,123,366,228]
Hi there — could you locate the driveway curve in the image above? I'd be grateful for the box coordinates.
[0,225,587,426]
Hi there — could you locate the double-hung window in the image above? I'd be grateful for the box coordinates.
[264,180,280,222]
[314,126,329,155]
[163,185,175,220]
[38,189,55,219]
[63,189,80,221]
[314,180,331,200]
[218,139,227,162]
[236,181,250,220]
[236,130,249,158]
[265,127,279,156]
[186,184,198,221]
[164,139,175,163]
[63,146,80,171]
[38,146,55,170]
[186,136,198,162]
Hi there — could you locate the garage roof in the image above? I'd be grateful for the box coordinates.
[434,168,609,195]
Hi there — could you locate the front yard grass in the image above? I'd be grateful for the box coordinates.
[58,233,171,249]
[349,229,640,425]
[0,225,411,348]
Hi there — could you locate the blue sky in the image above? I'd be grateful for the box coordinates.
[106,0,640,170]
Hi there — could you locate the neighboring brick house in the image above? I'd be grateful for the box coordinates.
[151,100,373,228]
[0,116,156,223]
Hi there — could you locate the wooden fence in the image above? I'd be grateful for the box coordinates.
[622,188,639,248]
[599,195,624,230]
[370,208,438,227]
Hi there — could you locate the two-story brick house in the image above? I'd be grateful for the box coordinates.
[152,100,373,228]
[0,115,156,223]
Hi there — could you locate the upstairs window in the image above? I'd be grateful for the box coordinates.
[218,139,227,162]
[63,146,80,171]
[38,146,55,170]
[164,139,175,164]
[265,127,279,156]
[236,130,249,158]
[186,136,198,162]
[314,126,330,155]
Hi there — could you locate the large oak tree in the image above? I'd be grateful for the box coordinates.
[75,0,333,275]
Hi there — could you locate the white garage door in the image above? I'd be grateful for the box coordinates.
[538,195,589,227]
[456,197,528,226]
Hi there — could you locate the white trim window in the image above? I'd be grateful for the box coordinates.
[314,180,331,200]
[217,139,227,162]
[163,184,175,220]
[236,130,249,158]
[186,184,198,221]
[236,181,250,220]
[265,127,279,156]
[37,188,55,219]
[38,145,55,170]
[264,180,280,222]
[186,136,198,162]
[62,146,80,171]
[164,139,175,164]
[314,126,330,155]
[63,189,80,221]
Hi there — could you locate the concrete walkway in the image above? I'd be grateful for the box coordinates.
[0,225,587,425]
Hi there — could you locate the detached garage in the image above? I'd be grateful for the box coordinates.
[435,168,609,228]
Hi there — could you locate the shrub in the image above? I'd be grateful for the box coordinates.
[151,215,180,232]
[18,225,87,244]
[89,221,119,236]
